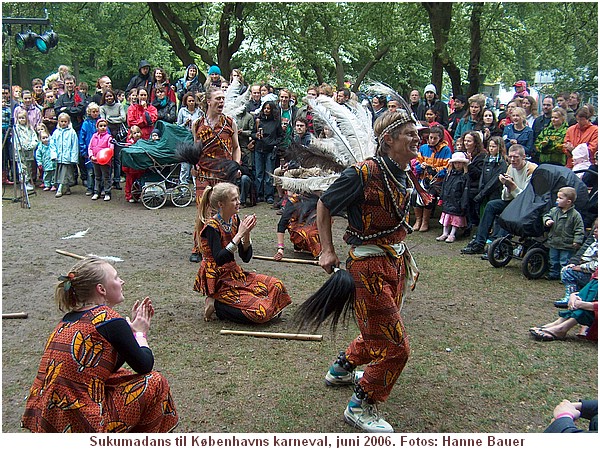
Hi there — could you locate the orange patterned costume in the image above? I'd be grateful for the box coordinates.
[192,115,236,254]
[21,306,178,433]
[284,194,321,258]
[321,157,418,403]
[194,216,292,323]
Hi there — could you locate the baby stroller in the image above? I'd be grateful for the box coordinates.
[486,164,591,279]
[120,121,194,210]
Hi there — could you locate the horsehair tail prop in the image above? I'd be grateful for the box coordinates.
[293,267,356,333]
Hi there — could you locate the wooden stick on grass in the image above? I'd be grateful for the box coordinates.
[2,312,28,319]
[56,249,85,260]
[252,255,319,265]
[220,329,322,341]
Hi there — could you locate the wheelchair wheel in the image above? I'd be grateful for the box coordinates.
[141,183,167,210]
[171,184,193,208]
[487,237,513,268]
[521,248,548,279]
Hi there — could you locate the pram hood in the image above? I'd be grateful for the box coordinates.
[121,121,194,170]
[497,163,590,237]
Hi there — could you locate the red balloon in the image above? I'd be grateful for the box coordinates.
[96,147,114,165]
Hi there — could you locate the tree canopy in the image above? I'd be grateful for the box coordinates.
[2,2,597,98]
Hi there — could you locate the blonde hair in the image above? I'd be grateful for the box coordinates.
[194,182,239,239]
[86,102,100,115]
[55,257,109,312]
[57,112,71,123]
[512,107,527,122]
[558,186,577,203]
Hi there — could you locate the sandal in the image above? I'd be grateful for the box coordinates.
[532,329,566,342]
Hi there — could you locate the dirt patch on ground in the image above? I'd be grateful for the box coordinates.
[2,184,597,434]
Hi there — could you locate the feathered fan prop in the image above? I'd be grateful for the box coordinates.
[223,78,251,118]
[284,142,346,173]
[363,81,421,126]
[308,95,376,165]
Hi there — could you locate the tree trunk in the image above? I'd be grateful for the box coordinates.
[147,2,246,83]
[353,45,390,92]
[311,64,324,85]
[466,3,484,97]
[422,2,454,94]
[331,45,345,90]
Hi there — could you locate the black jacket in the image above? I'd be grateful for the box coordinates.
[467,152,486,198]
[252,113,283,151]
[440,170,469,216]
[417,99,449,127]
[475,156,508,203]
[152,98,177,124]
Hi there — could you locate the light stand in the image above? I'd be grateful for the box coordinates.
[2,11,54,207]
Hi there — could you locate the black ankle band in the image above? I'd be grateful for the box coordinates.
[335,351,355,372]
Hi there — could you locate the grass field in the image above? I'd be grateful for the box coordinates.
[1,186,597,433]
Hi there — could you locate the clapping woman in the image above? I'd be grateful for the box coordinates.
[194,182,292,323]
[22,257,178,433]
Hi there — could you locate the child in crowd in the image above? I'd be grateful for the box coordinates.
[41,90,58,134]
[150,127,161,141]
[50,113,79,198]
[13,110,38,192]
[88,118,114,201]
[454,135,464,152]
[572,144,591,179]
[116,89,126,104]
[412,125,452,232]
[436,152,470,243]
[78,81,90,100]
[35,131,56,191]
[122,125,145,203]
[31,78,45,106]
[555,220,598,307]
[80,102,101,195]
[543,187,585,280]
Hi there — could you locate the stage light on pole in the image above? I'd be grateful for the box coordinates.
[35,29,58,53]
[15,29,37,51]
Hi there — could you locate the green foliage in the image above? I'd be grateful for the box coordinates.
[2,2,597,97]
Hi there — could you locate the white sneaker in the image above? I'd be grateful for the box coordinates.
[25,183,35,192]
[344,399,394,433]
[103,195,111,201]
[91,194,99,200]
[325,367,364,386]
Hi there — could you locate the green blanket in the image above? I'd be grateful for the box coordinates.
[120,121,194,170]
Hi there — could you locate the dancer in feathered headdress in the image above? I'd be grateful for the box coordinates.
[293,103,432,433]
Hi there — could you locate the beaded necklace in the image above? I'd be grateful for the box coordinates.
[216,212,232,233]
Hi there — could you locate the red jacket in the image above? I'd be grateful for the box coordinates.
[127,104,158,140]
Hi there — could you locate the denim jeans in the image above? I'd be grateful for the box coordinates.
[254,150,275,201]
[112,143,122,183]
[237,174,251,203]
[85,166,95,193]
[548,248,573,278]
[560,266,592,290]
[474,199,510,245]
[180,162,192,184]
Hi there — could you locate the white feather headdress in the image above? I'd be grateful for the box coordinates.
[274,94,376,194]
[223,78,250,118]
